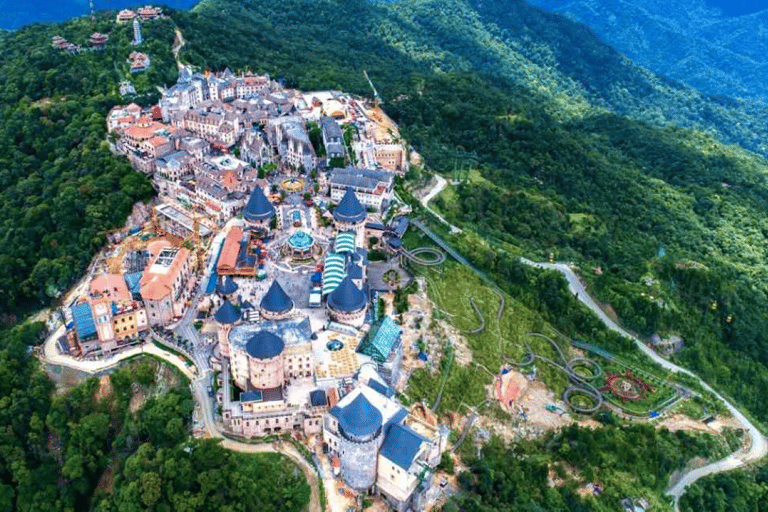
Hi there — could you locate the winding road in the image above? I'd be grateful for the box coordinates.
[419,174,462,234]
[42,329,322,512]
[521,259,767,508]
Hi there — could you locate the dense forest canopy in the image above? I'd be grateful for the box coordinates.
[0,324,310,511]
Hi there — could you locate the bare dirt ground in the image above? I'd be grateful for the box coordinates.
[476,368,603,443]
[660,413,743,435]
[94,375,114,402]
[95,462,116,494]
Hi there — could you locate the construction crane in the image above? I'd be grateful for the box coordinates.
[192,214,205,272]
[108,236,143,274]
[363,70,382,107]
[150,205,161,234]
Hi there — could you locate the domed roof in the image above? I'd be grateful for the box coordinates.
[333,188,365,224]
[217,275,238,295]
[261,280,293,314]
[214,300,240,325]
[327,276,366,312]
[245,330,285,360]
[338,393,382,438]
[243,186,275,223]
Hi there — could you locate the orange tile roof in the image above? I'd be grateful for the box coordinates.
[146,135,169,148]
[140,242,190,301]
[221,172,239,189]
[217,226,242,271]
[125,121,165,141]
[90,274,131,302]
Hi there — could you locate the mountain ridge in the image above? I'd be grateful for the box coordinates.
[527,0,768,103]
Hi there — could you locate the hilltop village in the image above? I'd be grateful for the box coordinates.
[51,68,450,511]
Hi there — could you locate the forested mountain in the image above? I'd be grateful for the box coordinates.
[0,324,310,511]
[5,0,768,508]
[175,0,768,430]
[527,0,768,104]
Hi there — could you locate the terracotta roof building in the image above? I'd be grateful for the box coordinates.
[139,242,192,326]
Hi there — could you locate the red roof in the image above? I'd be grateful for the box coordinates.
[217,226,242,272]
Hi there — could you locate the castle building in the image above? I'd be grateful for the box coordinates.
[67,274,149,355]
[332,188,367,243]
[220,319,320,437]
[324,378,441,512]
[214,300,241,360]
[242,186,275,232]
[329,167,394,212]
[139,241,192,326]
[333,392,384,490]
[319,116,345,160]
[326,275,368,328]
[260,280,294,320]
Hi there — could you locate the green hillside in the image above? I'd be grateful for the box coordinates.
[2,0,768,509]
[173,0,768,423]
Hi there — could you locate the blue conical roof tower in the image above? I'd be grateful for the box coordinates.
[260,280,293,315]
[328,276,366,312]
[245,331,285,360]
[243,186,275,223]
[338,393,382,438]
[214,300,240,325]
[217,275,238,295]
[333,188,365,224]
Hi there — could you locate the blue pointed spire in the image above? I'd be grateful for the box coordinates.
[333,188,365,224]
[260,280,293,314]
[338,393,382,437]
[328,276,366,312]
[217,275,238,295]
[214,300,240,324]
[243,186,275,223]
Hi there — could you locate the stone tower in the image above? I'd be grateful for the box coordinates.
[133,18,143,45]
[337,393,384,491]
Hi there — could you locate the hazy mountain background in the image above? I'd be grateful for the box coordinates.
[527,0,768,102]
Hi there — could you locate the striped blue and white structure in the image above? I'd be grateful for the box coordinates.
[322,253,347,295]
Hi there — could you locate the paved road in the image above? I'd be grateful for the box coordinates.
[521,259,767,509]
[419,174,461,234]
[41,334,321,512]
